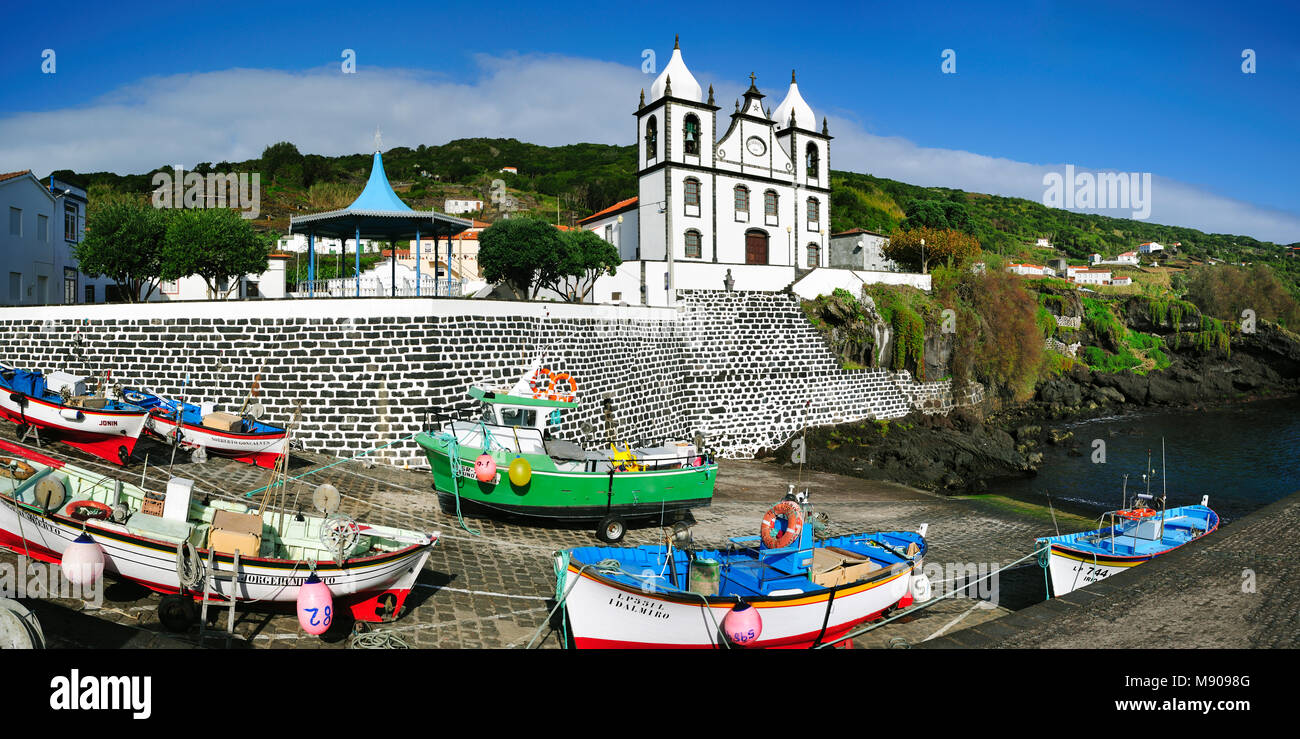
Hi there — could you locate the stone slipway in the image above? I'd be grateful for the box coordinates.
[921,490,1300,649]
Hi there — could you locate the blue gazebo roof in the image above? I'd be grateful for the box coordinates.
[290,150,470,240]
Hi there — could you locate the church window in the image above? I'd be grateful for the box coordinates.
[684,115,700,156]
[685,230,702,259]
[807,197,820,227]
[645,116,658,160]
[734,185,750,217]
[684,178,700,207]
[807,243,821,268]
[764,190,778,225]
[806,143,820,179]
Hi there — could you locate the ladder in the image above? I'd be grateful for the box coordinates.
[198,549,241,648]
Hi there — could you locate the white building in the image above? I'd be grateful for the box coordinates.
[152,254,290,301]
[409,218,492,281]
[444,199,484,215]
[1,170,112,305]
[829,228,895,271]
[1006,263,1048,276]
[1071,269,1112,285]
[275,232,380,255]
[1035,238,1051,248]
[580,40,832,306]
[1138,242,1163,254]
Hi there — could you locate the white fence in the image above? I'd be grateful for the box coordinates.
[291,276,464,298]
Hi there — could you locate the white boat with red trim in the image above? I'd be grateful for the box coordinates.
[123,388,288,469]
[555,487,930,648]
[0,438,438,627]
[0,366,146,466]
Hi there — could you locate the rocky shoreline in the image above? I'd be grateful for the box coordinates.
[774,320,1300,496]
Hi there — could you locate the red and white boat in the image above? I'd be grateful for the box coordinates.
[0,438,438,625]
[556,489,930,648]
[123,388,288,469]
[0,366,146,466]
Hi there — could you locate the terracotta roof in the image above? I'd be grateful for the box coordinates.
[577,197,638,225]
[832,227,888,238]
[0,170,33,183]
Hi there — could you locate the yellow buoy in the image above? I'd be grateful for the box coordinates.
[508,457,532,487]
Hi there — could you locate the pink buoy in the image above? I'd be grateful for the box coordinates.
[722,602,762,646]
[296,573,334,635]
[693,456,704,467]
[474,453,497,482]
[60,533,105,587]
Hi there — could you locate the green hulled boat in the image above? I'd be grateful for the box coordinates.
[415,366,716,542]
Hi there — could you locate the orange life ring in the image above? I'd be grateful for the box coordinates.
[1117,508,1156,519]
[529,368,552,398]
[547,373,577,402]
[760,500,804,549]
[65,500,113,521]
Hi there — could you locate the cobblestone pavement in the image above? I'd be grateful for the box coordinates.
[1,428,1099,649]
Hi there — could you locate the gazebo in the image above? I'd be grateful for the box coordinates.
[290,147,472,297]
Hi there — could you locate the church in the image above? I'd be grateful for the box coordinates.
[579,38,832,306]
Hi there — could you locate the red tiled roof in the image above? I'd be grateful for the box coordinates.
[0,170,33,183]
[577,197,638,225]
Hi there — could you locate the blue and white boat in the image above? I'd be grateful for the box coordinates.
[555,487,931,648]
[122,388,288,469]
[1036,458,1218,597]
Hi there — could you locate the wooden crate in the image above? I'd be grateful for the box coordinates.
[810,547,889,588]
[209,510,263,556]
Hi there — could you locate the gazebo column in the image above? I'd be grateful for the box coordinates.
[355,224,361,297]
[308,233,315,297]
[434,235,441,297]
[415,227,421,297]
[390,239,396,297]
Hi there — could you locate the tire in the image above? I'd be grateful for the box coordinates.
[117,445,130,467]
[596,515,626,543]
[157,595,195,633]
[15,424,28,440]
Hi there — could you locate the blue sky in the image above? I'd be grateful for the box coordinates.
[2,0,1298,241]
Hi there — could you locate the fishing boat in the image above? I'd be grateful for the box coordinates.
[0,437,438,626]
[0,366,147,466]
[416,363,717,542]
[1036,450,1218,597]
[122,388,288,469]
[554,486,930,648]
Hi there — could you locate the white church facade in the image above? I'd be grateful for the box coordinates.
[581,39,833,306]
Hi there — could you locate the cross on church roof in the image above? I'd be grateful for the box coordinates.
[374,126,382,152]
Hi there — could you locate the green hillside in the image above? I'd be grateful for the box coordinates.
[48,137,1298,290]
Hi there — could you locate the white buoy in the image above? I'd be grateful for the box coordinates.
[909,573,933,603]
[60,533,105,587]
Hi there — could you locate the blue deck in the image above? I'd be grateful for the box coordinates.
[0,369,142,413]
[1037,504,1218,557]
[566,531,925,599]
[124,389,283,435]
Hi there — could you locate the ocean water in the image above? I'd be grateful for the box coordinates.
[994,397,1300,523]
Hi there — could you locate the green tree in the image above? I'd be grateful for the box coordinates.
[74,200,168,302]
[478,218,565,299]
[161,208,271,299]
[544,229,621,302]
[260,141,304,187]
[884,227,981,273]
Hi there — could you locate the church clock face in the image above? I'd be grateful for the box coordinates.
[746,136,767,156]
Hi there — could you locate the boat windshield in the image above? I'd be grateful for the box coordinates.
[497,406,537,428]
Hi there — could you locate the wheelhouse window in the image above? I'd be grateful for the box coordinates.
[685,230,702,259]
[683,115,701,156]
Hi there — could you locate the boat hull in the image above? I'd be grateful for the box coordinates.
[144,414,287,469]
[558,557,914,649]
[419,433,716,524]
[0,391,146,465]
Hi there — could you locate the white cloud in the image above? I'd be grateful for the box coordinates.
[2,54,1296,243]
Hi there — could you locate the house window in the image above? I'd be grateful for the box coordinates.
[160,279,179,295]
[806,243,821,268]
[806,197,820,229]
[645,116,658,160]
[604,224,613,243]
[246,281,260,298]
[37,215,48,242]
[734,185,750,221]
[64,203,78,241]
[685,230,702,259]
[806,143,820,180]
[85,284,95,303]
[63,268,77,304]
[684,178,701,217]
[8,208,20,237]
[683,115,700,156]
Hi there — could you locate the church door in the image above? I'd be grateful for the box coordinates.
[745,230,769,265]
